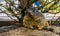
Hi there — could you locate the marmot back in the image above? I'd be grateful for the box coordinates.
[23,10,49,30]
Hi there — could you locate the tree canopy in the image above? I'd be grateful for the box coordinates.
[0,0,60,25]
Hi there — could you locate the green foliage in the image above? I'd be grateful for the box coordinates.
[57,5,60,12]
[0,0,60,24]
[43,1,55,11]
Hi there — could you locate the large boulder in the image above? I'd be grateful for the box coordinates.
[0,27,59,36]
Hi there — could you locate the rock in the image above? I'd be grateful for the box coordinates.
[0,27,59,36]
[48,26,60,35]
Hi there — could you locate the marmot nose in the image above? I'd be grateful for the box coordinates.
[30,12,35,16]
[31,13,34,15]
